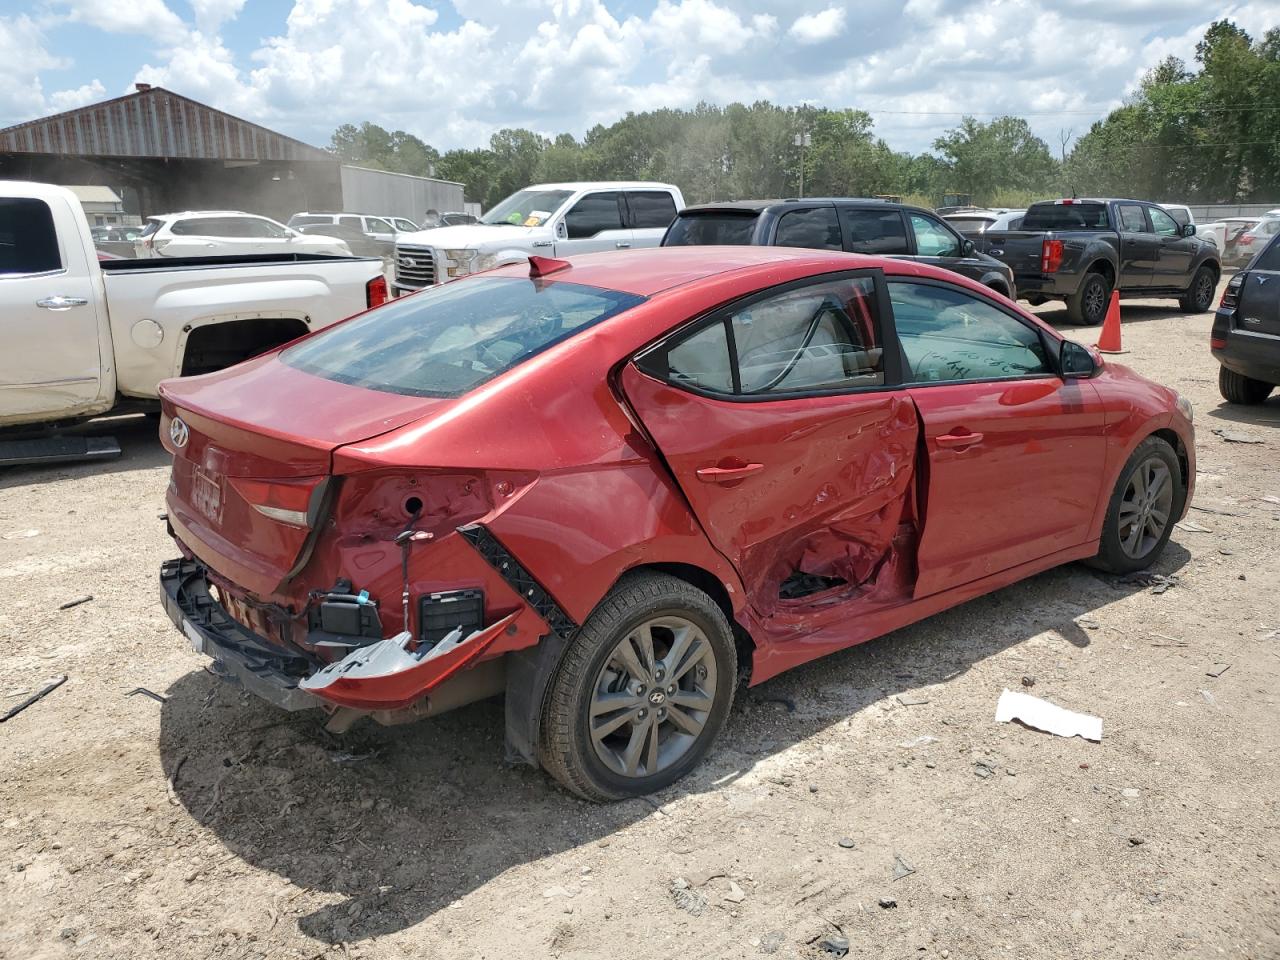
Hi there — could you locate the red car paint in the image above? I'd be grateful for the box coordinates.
[158,246,1194,717]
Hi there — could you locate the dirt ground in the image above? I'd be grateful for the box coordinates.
[2,276,1278,960]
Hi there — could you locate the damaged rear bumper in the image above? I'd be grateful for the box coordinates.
[160,558,321,712]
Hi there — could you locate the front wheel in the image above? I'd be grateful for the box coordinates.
[1179,266,1217,313]
[538,572,737,801]
[1067,272,1111,325]
[1089,437,1184,574]
[1218,365,1274,405]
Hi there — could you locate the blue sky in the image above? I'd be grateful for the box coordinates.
[2,0,1274,155]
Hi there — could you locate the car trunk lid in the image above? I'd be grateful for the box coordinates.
[160,354,444,596]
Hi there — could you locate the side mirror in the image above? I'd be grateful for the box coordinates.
[961,238,976,255]
[555,220,567,240]
[1182,223,1197,238]
[1060,339,1098,379]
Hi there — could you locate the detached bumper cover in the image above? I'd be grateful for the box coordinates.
[160,558,320,711]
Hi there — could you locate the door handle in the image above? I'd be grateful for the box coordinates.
[36,296,89,310]
[696,462,764,483]
[615,241,632,249]
[935,431,984,449]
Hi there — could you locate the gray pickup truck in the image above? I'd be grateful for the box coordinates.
[973,198,1221,324]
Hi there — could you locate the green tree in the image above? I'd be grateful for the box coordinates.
[931,117,1058,204]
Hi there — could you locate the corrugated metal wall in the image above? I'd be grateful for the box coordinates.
[0,87,332,162]
[1188,203,1280,220]
[339,165,465,220]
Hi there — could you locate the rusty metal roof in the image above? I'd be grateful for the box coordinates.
[0,86,333,162]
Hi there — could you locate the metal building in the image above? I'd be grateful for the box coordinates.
[0,84,463,225]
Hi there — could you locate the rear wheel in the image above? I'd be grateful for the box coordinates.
[1067,271,1111,325]
[1089,436,1184,574]
[1179,266,1217,313]
[538,572,737,801]
[1218,365,1274,405]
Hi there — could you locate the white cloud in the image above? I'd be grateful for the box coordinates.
[49,79,107,112]
[189,0,248,34]
[788,6,846,44]
[57,0,188,44]
[0,14,68,124]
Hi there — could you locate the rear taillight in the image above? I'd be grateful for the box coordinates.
[1221,275,1242,309]
[366,275,388,308]
[1210,337,1227,349]
[1041,239,1064,273]
[228,476,324,528]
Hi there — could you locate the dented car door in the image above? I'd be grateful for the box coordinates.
[621,272,920,622]
[887,278,1108,596]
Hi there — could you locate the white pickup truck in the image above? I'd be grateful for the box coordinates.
[0,181,387,447]
[391,181,684,294]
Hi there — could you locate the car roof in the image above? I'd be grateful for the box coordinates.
[486,245,978,299]
[679,198,896,214]
[524,181,679,192]
[154,211,259,219]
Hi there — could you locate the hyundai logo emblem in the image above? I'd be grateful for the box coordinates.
[169,417,189,448]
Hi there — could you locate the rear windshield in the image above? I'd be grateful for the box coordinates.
[281,276,645,398]
[1021,202,1110,230]
[945,217,995,233]
[663,212,759,246]
[290,215,333,227]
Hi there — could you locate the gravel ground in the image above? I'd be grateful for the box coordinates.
[1,277,1277,960]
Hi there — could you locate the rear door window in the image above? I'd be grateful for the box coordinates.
[282,276,644,398]
[0,198,61,275]
[625,192,678,229]
[564,192,624,239]
[663,212,759,245]
[1117,204,1147,233]
[841,208,909,254]
[338,216,363,230]
[774,207,842,250]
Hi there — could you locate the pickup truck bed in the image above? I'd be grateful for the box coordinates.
[1,181,387,431]
[974,199,1220,325]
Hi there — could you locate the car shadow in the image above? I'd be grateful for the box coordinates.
[157,544,1190,945]
[0,414,169,486]
[1028,300,1203,330]
[1204,395,1280,427]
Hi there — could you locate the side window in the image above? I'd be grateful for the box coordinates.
[365,217,394,234]
[774,207,841,250]
[840,208,908,254]
[0,198,62,275]
[908,214,961,258]
[338,216,363,231]
[626,191,678,230]
[1117,204,1147,233]
[248,218,289,238]
[170,218,209,236]
[889,280,1051,383]
[564,192,624,239]
[641,276,884,395]
[1148,207,1180,238]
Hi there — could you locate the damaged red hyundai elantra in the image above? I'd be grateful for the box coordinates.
[159,247,1194,800]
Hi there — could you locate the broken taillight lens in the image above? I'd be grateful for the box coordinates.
[227,476,324,527]
[1041,239,1064,273]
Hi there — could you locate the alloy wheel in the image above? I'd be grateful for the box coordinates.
[1084,279,1107,322]
[1194,272,1214,310]
[1117,457,1174,559]
[588,616,718,779]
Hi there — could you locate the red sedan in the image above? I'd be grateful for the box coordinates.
[158,247,1195,800]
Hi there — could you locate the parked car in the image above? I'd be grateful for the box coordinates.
[663,199,1017,299]
[1229,217,1280,267]
[0,182,385,435]
[943,208,1025,235]
[90,223,143,258]
[289,212,398,244]
[972,198,1221,324]
[1212,231,1280,405]
[391,182,684,295]
[157,245,1194,800]
[295,222,392,258]
[137,212,351,259]
[1199,217,1261,260]
[440,211,479,226]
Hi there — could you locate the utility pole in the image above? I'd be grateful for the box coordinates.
[794,132,811,198]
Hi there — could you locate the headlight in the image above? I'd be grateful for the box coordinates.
[1175,393,1194,423]
[443,249,478,278]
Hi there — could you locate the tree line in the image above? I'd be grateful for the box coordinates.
[329,20,1279,211]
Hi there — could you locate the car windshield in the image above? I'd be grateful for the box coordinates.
[663,212,760,246]
[1021,202,1110,230]
[281,276,645,398]
[479,189,573,227]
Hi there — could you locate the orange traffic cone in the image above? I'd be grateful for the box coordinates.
[1095,290,1126,354]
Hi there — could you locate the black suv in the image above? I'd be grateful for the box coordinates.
[1212,232,1280,405]
[662,198,1017,299]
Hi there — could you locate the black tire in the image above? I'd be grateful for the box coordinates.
[1089,436,1184,575]
[1218,365,1274,405]
[1067,271,1111,325]
[1179,265,1217,313]
[538,572,737,801]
